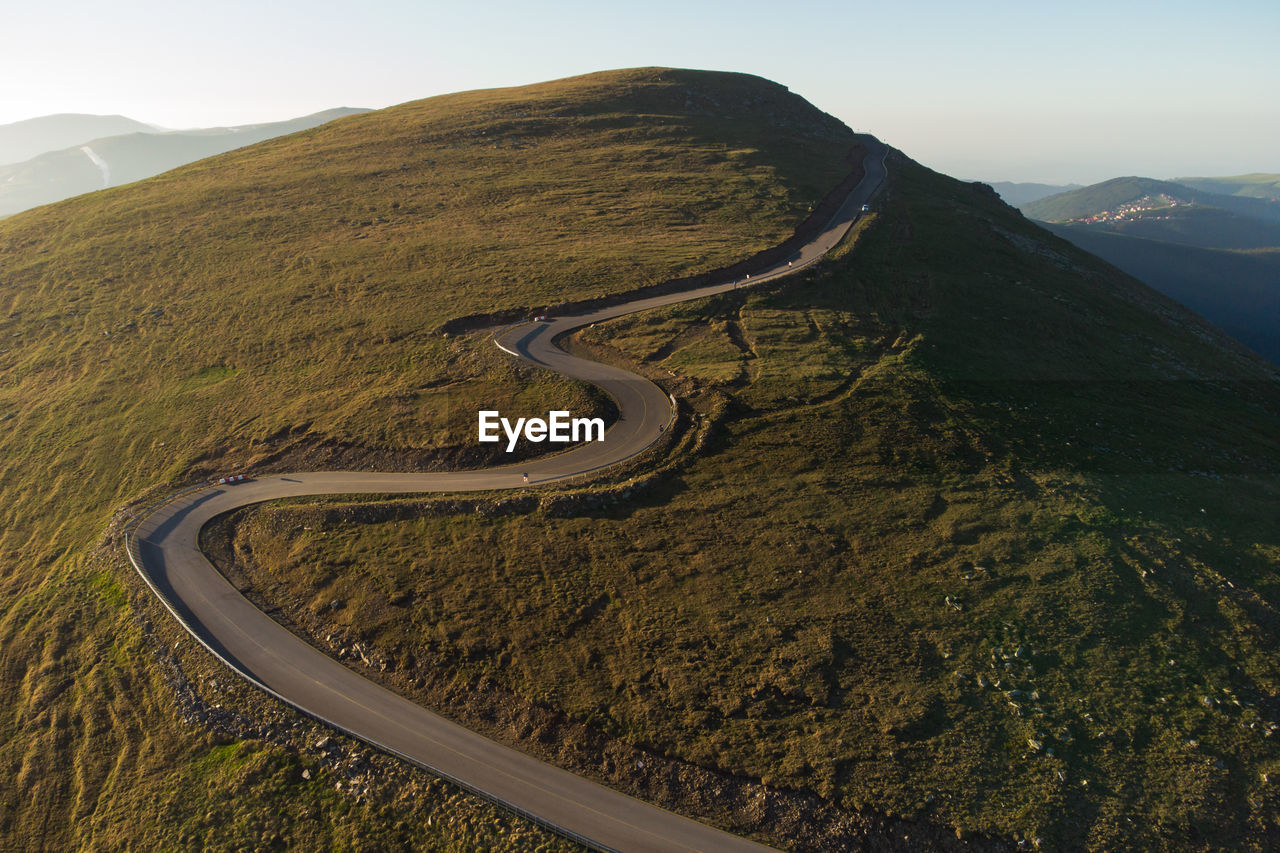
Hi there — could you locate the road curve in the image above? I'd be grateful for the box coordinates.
[126,141,887,852]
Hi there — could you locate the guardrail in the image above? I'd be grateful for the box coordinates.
[123,479,213,530]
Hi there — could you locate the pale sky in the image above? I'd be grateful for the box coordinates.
[1,0,1276,183]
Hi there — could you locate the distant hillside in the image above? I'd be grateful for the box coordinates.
[1023,176,1280,224]
[1043,222,1280,363]
[0,113,155,165]
[1043,204,1280,251]
[1022,175,1280,365]
[1178,173,1280,200]
[988,180,1081,206]
[0,108,369,215]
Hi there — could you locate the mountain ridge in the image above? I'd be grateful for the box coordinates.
[987,180,1081,206]
[1176,173,1280,200]
[0,112,157,165]
[0,107,371,216]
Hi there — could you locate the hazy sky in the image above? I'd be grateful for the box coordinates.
[2,0,1276,183]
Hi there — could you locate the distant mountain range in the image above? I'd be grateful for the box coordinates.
[1176,173,1280,200]
[0,108,369,216]
[1019,175,1280,364]
[1022,176,1280,228]
[987,180,1082,206]
[0,113,158,165]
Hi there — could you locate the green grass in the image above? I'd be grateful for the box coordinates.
[0,68,856,850]
[227,161,1280,850]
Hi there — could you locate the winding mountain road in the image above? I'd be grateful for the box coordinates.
[126,141,887,852]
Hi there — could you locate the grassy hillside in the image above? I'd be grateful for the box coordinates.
[1043,224,1280,364]
[226,160,1280,850]
[0,67,858,850]
[0,108,371,216]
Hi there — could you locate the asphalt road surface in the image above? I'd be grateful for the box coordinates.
[127,140,887,852]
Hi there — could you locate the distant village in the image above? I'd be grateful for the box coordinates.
[1069,194,1190,224]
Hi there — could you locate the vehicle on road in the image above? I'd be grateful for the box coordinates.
[218,474,249,485]
[534,315,551,322]
[861,204,871,212]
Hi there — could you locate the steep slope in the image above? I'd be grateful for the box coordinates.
[226,161,1280,850]
[1042,223,1280,364]
[1021,176,1280,366]
[0,108,370,216]
[0,68,858,850]
[0,113,155,165]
